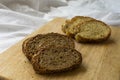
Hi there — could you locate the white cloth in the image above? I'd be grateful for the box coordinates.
[0,0,120,53]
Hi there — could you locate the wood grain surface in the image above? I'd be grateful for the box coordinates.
[0,18,120,80]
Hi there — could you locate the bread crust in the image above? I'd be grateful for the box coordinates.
[31,46,82,74]
[71,16,95,21]
[22,38,32,56]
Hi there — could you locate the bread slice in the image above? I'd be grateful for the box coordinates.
[75,20,111,42]
[22,33,75,61]
[31,45,82,74]
[62,16,95,37]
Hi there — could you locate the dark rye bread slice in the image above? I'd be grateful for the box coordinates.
[62,16,95,37]
[75,20,111,42]
[22,33,75,61]
[31,46,82,74]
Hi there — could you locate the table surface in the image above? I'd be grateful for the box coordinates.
[0,18,120,80]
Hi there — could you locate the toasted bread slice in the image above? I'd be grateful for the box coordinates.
[22,33,75,61]
[32,46,82,74]
[75,20,111,42]
[62,16,95,37]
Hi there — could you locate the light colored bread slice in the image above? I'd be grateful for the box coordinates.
[75,20,111,42]
[22,33,75,61]
[62,16,95,37]
[32,45,82,74]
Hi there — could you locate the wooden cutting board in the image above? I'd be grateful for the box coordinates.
[0,18,120,80]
